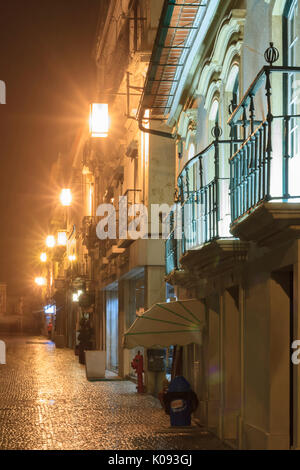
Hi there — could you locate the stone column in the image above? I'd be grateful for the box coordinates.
[206,295,220,432]
[144,265,166,394]
[268,274,290,449]
[293,240,300,449]
[220,287,241,441]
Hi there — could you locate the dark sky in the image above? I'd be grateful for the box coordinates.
[0,0,100,295]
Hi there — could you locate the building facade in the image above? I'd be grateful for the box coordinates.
[88,0,175,386]
[0,283,6,315]
[47,0,300,450]
[139,0,300,451]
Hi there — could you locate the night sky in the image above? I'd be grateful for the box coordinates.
[0,0,100,295]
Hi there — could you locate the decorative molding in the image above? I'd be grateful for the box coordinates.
[271,0,286,16]
[197,11,246,98]
[204,80,221,112]
[177,109,198,141]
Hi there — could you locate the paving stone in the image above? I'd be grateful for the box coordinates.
[0,335,229,450]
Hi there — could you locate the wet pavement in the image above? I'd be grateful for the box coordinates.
[0,335,228,450]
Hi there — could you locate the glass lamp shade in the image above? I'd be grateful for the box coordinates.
[57,231,67,246]
[60,189,72,207]
[89,103,109,138]
[46,235,56,248]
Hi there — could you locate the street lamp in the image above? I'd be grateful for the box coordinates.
[40,252,47,263]
[72,290,83,303]
[68,254,76,262]
[57,230,67,246]
[46,235,56,248]
[60,188,72,207]
[89,103,109,138]
[35,277,46,287]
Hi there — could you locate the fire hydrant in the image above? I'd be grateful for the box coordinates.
[131,350,145,393]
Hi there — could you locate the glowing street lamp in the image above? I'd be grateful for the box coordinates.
[89,103,109,138]
[72,290,82,303]
[60,188,72,207]
[46,235,56,248]
[68,254,76,262]
[57,231,67,246]
[35,277,46,287]
[40,252,47,263]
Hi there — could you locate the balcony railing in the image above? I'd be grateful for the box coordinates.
[165,208,181,275]
[166,133,236,275]
[82,216,98,251]
[229,62,300,225]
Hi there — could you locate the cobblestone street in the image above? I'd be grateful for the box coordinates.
[0,336,228,450]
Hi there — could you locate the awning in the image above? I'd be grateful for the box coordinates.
[123,299,205,349]
[137,0,206,119]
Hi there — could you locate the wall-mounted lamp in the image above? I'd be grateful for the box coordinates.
[46,235,56,248]
[57,231,67,246]
[89,103,109,138]
[60,188,72,207]
[35,277,46,287]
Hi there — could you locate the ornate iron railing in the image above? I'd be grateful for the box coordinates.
[166,132,236,274]
[165,208,181,275]
[230,120,270,221]
[229,56,300,224]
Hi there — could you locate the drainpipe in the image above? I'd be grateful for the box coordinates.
[138,107,177,140]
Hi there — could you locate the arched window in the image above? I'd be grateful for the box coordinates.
[209,99,219,123]
[208,98,219,143]
[226,64,239,112]
[284,0,300,158]
[188,142,195,161]
[226,64,240,142]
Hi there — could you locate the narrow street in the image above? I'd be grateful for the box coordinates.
[0,336,228,451]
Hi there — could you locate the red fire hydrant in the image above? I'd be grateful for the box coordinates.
[131,350,145,393]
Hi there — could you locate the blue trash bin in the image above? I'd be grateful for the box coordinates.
[163,376,198,427]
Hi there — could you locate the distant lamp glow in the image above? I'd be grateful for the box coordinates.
[40,252,47,263]
[68,254,76,262]
[46,235,56,248]
[35,277,46,287]
[89,103,109,138]
[57,231,67,246]
[44,305,55,315]
[72,293,79,302]
[60,188,72,207]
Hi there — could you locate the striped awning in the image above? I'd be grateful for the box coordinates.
[123,299,205,349]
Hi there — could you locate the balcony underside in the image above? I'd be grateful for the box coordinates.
[165,269,198,288]
[231,202,300,247]
[107,245,126,260]
[180,239,249,278]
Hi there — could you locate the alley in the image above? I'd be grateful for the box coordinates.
[0,336,228,451]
